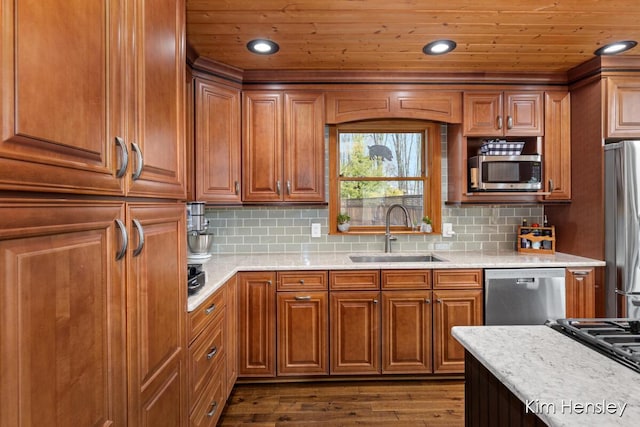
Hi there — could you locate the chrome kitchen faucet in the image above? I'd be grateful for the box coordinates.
[384,204,411,253]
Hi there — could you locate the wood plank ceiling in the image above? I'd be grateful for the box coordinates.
[186,0,640,75]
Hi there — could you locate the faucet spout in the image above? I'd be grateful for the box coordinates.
[384,204,411,253]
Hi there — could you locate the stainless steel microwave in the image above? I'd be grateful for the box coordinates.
[468,155,542,191]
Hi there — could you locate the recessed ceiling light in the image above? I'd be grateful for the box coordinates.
[247,39,280,55]
[594,40,637,56]
[422,40,457,56]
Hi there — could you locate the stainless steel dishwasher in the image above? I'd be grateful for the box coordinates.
[484,268,566,325]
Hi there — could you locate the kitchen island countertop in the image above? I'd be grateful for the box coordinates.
[452,325,640,426]
[188,250,604,312]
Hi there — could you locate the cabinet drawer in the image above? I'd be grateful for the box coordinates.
[277,270,328,291]
[381,270,432,290]
[189,362,226,427]
[189,311,225,408]
[433,269,483,289]
[189,286,226,342]
[330,270,380,290]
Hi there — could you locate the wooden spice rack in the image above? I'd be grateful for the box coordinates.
[517,226,555,254]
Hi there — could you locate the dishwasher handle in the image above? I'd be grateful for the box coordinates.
[516,278,536,285]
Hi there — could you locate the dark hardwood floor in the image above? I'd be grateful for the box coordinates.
[218,380,465,426]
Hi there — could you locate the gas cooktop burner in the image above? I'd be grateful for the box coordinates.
[549,318,640,374]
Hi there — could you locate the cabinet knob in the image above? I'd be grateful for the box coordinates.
[299,279,305,284]
[436,299,443,303]
[373,299,378,304]
[266,280,272,285]
[425,299,431,304]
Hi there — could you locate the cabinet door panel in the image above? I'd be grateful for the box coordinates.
[566,268,596,318]
[330,291,380,375]
[0,201,126,427]
[238,272,276,377]
[505,92,543,136]
[0,0,125,195]
[544,91,572,200]
[277,292,329,375]
[463,92,502,136]
[127,203,187,426]
[606,77,640,138]
[284,92,325,202]
[195,79,241,202]
[127,0,186,198]
[433,290,483,374]
[382,291,432,374]
[242,92,283,201]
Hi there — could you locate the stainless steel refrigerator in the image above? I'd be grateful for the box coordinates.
[605,140,640,318]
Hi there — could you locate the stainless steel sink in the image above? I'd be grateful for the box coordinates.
[349,254,446,263]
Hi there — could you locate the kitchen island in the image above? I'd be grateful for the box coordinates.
[452,325,640,426]
[189,250,604,311]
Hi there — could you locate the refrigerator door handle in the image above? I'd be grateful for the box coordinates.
[615,289,640,296]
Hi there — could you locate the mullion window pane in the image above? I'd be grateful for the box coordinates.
[339,132,423,178]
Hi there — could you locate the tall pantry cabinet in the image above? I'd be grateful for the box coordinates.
[0,1,188,426]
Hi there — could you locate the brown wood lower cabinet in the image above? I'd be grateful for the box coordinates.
[277,291,329,375]
[238,271,276,377]
[0,201,127,426]
[382,290,433,374]
[565,267,596,318]
[330,290,381,375]
[433,289,484,374]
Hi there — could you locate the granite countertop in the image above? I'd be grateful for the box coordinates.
[452,325,640,426]
[187,250,604,312]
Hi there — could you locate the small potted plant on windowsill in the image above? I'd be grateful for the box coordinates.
[337,212,351,232]
[420,216,433,233]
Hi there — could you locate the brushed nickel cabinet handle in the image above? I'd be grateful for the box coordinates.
[205,303,216,315]
[234,181,239,194]
[115,219,128,261]
[507,115,513,129]
[286,180,291,195]
[206,402,218,417]
[276,180,281,196]
[497,115,503,130]
[131,142,144,180]
[299,279,305,285]
[206,346,218,360]
[295,296,311,301]
[115,137,129,178]
[132,219,144,257]
[573,271,590,276]
[549,178,555,191]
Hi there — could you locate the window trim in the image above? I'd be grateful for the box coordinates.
[328,120,442,235]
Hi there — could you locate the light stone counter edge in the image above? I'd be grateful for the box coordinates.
[187,250,604,312]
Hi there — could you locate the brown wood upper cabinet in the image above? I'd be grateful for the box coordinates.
[194,77,241,203]
[605,77,640,139]
[544,91,572,200]
[0,0,186,198]
[242,91,325,203]
[463,91,543,137]
[325,90,462,124]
